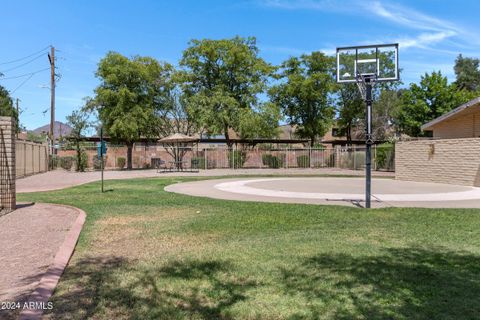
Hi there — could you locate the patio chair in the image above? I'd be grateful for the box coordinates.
[152,158,172,173]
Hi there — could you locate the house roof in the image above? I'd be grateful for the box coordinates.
[421,97,480,130]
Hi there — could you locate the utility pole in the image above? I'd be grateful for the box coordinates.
[48,46,55,155]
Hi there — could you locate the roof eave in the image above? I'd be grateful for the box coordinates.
[421,97,480,130]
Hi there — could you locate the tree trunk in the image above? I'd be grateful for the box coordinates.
[126,142,133,170]
[224,124,232,149]
[310,136,315,147]
[75,142,81,172]
[346,124,352,146]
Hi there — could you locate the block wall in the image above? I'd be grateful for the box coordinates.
[0,117,16,213]
[396,138,480,187]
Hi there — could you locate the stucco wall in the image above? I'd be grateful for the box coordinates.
[431,109,480,139]
[395,138,480,186]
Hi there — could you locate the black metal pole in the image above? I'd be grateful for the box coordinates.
[100,127,104,193]
[365,79,373,208]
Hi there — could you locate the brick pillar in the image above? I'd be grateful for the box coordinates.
[0,116,16,213]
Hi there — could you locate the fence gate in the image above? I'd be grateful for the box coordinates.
[0,117,16,214]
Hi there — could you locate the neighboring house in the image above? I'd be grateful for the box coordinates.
[421,97,480,139]
[278,123,376,146]
[396,97,480,187]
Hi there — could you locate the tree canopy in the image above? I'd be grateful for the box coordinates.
[0,85,18,129]
[270,52,335,146]
[90,52,173,169]
[454,54,480,92]
[396,71,476,136]
[180,36,278,144]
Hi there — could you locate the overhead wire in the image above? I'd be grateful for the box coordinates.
[0,45,56,95]
[0,45,51,65]
[11,74,34,93]
[0,68,50,80]
[0,52,47,73]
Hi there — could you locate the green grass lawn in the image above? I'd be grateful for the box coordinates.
[18,177,480,320]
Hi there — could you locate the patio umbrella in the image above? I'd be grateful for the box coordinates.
[158,133,198,144]
[158,133,199,170]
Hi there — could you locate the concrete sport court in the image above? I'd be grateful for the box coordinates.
[165,177,480,208]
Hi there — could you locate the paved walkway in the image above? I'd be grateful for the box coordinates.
[166,177,480,208]
[17,168,394,193]
[0,203,81,319]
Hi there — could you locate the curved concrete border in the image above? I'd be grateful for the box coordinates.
[19,204,86,320]
[214,178,480,202]
[165,177,480,208]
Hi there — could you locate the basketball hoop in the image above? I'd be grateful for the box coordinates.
[336,43,399,208]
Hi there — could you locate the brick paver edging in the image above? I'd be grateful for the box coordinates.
[18,204,86,320]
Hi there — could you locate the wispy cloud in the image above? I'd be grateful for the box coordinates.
[259,0,465,51]
[369,1,457,32]
[259,0,341,11]
[368,1,459,50]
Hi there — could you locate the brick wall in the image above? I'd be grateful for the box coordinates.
[431,109,480,139]
[396,138,480,186]
[0,117,16,213]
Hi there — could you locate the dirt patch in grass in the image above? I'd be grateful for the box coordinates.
[91,210,219,259]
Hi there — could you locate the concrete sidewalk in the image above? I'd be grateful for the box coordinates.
[0,203,82,319]
[17,168,394,193]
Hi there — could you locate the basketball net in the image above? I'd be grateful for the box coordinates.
[356,73,377,100]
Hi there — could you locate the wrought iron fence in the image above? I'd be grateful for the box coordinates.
[147,145,395,171]
[55,142,395,172]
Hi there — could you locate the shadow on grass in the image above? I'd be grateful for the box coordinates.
[44,256,257,319]
[281,247,480,320]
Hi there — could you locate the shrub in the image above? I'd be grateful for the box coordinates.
[375,143,395,171]
[262,154,284,168]
[93,155,102,170]
[117,157,126,169]
[58,156,74,171]
[77,151,88,172]
[296,155,310,168]
[228,150,247,168]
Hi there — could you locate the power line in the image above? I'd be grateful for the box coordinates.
[0,67,50,80]
[0,45,51,66]
[11,74,34,94]
[0,52,47,73]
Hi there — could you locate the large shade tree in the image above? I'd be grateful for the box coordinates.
[454,54,480,92]
[270,52,335,146]
[179,36,278,145]
[90,52,171,169]
[397,71,476,136]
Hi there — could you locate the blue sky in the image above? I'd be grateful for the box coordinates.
[1,0,479,130]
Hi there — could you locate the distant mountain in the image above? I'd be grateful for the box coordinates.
[31,121,72,137]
